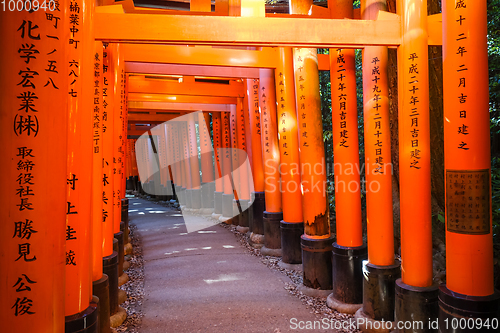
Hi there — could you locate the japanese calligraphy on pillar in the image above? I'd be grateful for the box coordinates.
[231,108,238,163]
[261,86,270,154]
[67,1,80,98]
[93,51,102,154]
[223,112,230,160]
[201,113,210,158]
[252,79,261,136]
[69,1,80,49]
[237,102,246,152]
[119,68,126,188]
[406,52,422,170]
[335,50,350,149]
[10,5,64,319]
[102,42,112,224]
[370,56,385,174]
[294,50,309,149]
[213,114,222,178]
[65,0,85,271]
[444,0,490,235]
[453,1,469,151]
[446,170,490,234]
[276,71,290,157]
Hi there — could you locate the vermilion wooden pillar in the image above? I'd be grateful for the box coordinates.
[172,123,186,206]
[159,124,173,200]
[220,112,234,220]
[199,112,216,214]
[358,0,400,324]
[181,122,193,209]
[120,74,129,236]
[246,78,266,246]
[212,113,224,217]
[275,47,304,267]
[112,44,123,234]
[101,43,121,322]
[110,45,128,304]
[0,7,68,333]
[235,97,253,232]
[393,0,440,329]
[439,0,500,327]
[291,0,333,294]
[152,125,166,198]
[187,113,202,210]
[229,105,241,225]
[165,124,177,202]
[259,68,283,256]
[64,1,95,331]
[146,133,160,198]
[91,41,111,333]
[129,138,139,191]
[327,0,367,310]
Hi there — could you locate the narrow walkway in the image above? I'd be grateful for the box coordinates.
[129,197,337,333]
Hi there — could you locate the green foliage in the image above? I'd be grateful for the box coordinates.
[489,0,500,143]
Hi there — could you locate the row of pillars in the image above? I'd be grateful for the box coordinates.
[1,0,499,332]
[1,3,134,332]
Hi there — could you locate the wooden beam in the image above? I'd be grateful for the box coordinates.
[128,76,245,97]
[125,62,261,78]
[128,93,237,104]
[128,101,232,111]
[95,13,402,47]
[122,44,278,68]
[128,112,182,123]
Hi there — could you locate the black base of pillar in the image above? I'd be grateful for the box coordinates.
[65,298,99,333]
[222,193,234,219]
[169,181,177,201]
[250,191,265,235]
[201,182,215,208]
[133,176,139,192]
[93,274,111,333]
[232,199,241,226]
[438,284,500,333]
[120,214,129,244]
[157,185,165,200]
[126,176,135,191]
[331,243,367,305]
[214,191,223,214]
[394,279,438,332]
[238,199,250,227]
[280,221,303,264]
[114,231,124,276]
[103,252,119,315]
[301,234,334,290]
[263,211,283,249]
[362,260,401,321]
[162,184,174,201]
[188,189,202,209]
[121,198,129,223]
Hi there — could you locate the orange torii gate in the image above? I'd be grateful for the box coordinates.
[95,0,497,330]
[1,1,498,333]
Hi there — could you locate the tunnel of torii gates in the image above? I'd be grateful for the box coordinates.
[0,0,499,332]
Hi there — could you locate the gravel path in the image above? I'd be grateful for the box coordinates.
[115,194,362,333]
